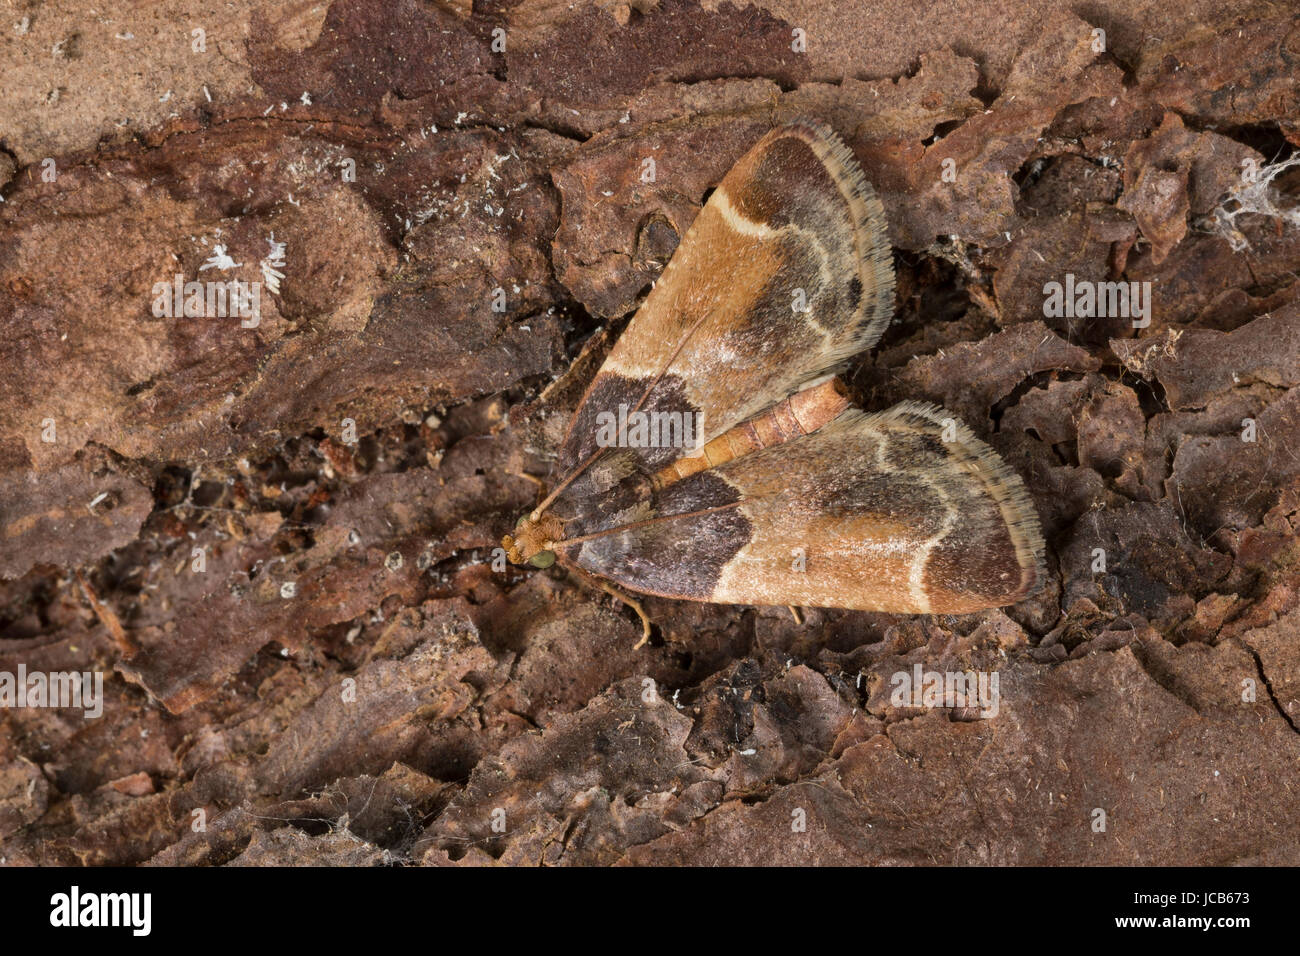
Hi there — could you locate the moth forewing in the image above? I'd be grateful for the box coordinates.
[557,405,1045,612]
[546,120,895,503]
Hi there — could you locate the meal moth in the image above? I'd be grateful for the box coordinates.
[504,121,1045,640]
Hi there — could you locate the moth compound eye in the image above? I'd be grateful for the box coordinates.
[516,515,528,528]
[529,550,556,569]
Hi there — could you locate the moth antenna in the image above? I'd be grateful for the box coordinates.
[557,501,744,548]
[538,307,719,519]
[531,447,599,518]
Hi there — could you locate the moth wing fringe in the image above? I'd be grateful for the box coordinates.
[832,400,1047,601]
[774,120,896,358]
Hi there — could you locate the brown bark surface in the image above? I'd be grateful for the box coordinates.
[1,0,1298,865]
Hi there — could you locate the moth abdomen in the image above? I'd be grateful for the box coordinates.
[653,376,851,488]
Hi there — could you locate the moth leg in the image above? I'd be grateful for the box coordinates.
[569,564,653,647]
[507,470,548,510]
[509,470,546,491]
[598,580,653,649]
[787,605,803,626]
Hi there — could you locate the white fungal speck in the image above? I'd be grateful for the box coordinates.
[260,234,286,294]
[199,245,241,271]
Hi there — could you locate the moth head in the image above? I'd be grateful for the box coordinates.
[503,512,562,568]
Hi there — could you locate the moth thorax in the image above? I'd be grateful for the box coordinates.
[505,512,564,564]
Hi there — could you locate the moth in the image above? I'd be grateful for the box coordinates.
[504,121,1045,641]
